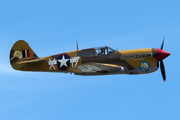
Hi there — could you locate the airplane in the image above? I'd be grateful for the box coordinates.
[10,39,170,81]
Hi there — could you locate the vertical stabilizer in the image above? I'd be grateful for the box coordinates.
[10,40,38,70]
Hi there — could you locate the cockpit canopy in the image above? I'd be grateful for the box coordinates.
[77,46,116,57]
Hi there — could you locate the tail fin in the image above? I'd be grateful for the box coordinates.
[10,40,39,70]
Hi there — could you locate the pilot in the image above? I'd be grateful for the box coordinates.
[99,48,105,55]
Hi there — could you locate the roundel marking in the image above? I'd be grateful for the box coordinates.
[56,54,71,70]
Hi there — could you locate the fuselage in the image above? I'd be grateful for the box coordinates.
[17,48,159,75]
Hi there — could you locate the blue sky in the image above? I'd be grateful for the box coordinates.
[0,0,179,120]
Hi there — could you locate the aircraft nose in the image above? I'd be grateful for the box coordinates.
[156,49,170,61]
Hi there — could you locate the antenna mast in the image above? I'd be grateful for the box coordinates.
[76,41,79,50]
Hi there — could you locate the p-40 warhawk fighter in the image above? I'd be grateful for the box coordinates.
[10,40,170,81]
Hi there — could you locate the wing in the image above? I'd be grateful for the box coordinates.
[76,62,125,75]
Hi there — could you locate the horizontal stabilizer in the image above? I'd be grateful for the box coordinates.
[17,59,46,64]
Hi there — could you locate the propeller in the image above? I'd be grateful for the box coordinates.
[158,38,167,82]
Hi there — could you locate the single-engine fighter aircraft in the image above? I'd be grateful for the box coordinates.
[10,40,170,81]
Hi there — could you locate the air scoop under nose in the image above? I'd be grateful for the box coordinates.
[156,49,170,61]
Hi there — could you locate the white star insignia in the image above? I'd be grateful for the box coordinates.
[58,55,69,68]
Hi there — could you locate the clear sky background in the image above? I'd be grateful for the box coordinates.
[0,0,179,120]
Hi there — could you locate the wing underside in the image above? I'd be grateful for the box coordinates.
[76,62,125,75]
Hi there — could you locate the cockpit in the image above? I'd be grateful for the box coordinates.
[94,46,116,56]
[77,46,116,57]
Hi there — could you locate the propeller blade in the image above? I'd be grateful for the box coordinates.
[161,37,165,50]
[160,60,166,82]
[157,62,159,68]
